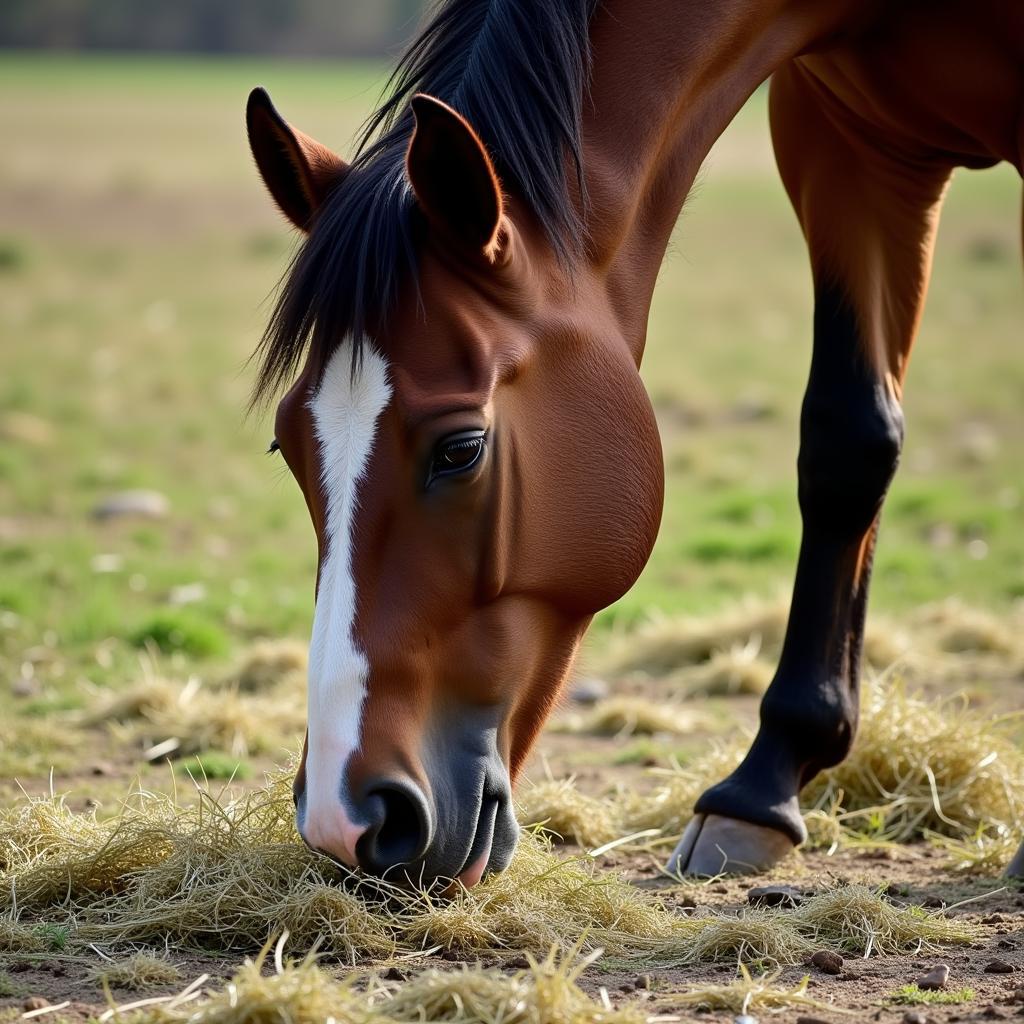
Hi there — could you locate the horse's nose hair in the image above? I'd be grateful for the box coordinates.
[355,778,433,874]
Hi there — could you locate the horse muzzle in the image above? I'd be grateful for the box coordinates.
[295,705,518,887]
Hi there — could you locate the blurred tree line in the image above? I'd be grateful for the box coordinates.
[0,0,430,56]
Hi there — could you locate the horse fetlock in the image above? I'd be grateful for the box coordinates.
[693,734,808,846]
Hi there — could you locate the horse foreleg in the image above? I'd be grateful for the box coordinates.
[673,282,903,874]
[671,60,952,875]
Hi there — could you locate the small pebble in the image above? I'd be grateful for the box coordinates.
[983,959,1014,974]
[634,974,651,990]
[902,1012,929,1024]
[795,1018,833,1024]
[982,913,1005,924]
[809,949,844,975]
[91,489,169,521]
[734,1016,759,1024]
[569,677,608,704]
[382,966,406,981]
[23,997,49,1012]
[505,955,530,969]
[915,963,950,991]
[747,884,802,909]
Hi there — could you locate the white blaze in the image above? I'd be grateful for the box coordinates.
[301,343,392,863]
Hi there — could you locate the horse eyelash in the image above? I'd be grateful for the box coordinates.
[267,439,281,455]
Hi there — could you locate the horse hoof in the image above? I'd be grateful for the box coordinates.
[667,813,796,876]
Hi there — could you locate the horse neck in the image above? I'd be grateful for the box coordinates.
[581,0,859,357]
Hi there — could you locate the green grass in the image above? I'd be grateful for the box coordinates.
[176,751,252,781]
[0,54,1021,785]
[889,984,976,1006]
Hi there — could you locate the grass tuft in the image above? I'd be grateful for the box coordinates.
[94,950,183,990]
[889,983,976,1006]
[661,964,835,1015]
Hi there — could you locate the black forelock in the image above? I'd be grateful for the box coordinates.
[250,0,597,407]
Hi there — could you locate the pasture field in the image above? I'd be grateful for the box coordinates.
[0,55,1022,1022]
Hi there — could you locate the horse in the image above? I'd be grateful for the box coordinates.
[246,0,1024,885]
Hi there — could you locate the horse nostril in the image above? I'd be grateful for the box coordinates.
[356,780,432,874]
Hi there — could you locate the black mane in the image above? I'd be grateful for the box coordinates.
[252,0,596,405]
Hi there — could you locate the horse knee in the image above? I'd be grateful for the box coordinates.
[798,284,906,532]
[799,395,902,525]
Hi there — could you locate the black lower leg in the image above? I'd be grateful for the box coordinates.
[695,281,904,844]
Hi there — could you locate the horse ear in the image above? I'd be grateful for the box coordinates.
[406,94,504,258]
[246,87,349,231]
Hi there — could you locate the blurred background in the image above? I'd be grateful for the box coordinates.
[1,3,1021,788]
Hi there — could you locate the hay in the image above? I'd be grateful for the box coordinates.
[124,946,646,1024]
[602,597,789,678]
[554,697,709,738]
[0,779,678,963]
[94,951,183,990]
[660,964,835,1015]
[123,946,365,1024]
[804,682,1024,845]
[926,830,1021,874]
[914,599,1016,656]
[378,948,645,1024]
[87,671,304,760]
[790,885,978,957]
[517,781,621,849]
[401,830,677,955]
[0,914,47,953]
[85,674,188,726]
[228,639,307,693]
[0,780,395,961]
[637,912,814,968]
[593,680,1024,863]
[598,596,1024,692]
[676,641,773,697]
[625,884,974,970]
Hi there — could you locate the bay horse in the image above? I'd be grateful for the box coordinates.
[247,0,1024,884]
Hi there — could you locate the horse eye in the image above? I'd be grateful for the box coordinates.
[428,431,486,485]
[267,438,280,455]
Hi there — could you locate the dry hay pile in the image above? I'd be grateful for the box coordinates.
[0,769,976,974]
[115,945,647,1024]
[83,641,308,760]
[803,683,1024,850]
[599,595,1024,694]
[622,884,976,970]
[551,696,711,739]
[93,951,184,991]
[0,775,678,964]
[660,964,830,1016]
[521,683,1023,871]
